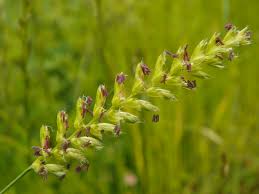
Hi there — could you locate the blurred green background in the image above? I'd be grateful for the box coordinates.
[0,0,258,193]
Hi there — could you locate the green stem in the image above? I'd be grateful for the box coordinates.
[0,165,32,194]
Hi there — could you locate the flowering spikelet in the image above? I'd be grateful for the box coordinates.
[31,24,251,179]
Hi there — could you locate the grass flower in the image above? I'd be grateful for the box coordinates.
[0,24,251,194]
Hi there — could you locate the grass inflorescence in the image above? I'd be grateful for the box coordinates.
[30,24,251,180]
[0,24,252,194]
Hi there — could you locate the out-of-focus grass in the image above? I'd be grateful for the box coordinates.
[0,0,258,194]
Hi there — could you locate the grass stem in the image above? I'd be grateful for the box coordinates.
[0,165,32,194]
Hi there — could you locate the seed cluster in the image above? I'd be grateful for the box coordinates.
[31,24,251,180]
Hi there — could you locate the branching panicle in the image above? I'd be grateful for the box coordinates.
[30,24,251,180]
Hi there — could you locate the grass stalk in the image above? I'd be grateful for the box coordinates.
[0,165,32,194]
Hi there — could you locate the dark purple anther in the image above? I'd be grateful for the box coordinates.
[62,140,70,152]
[86,96,93,105]
[186,63,192,72]
[141,63,151,76]
[81,100,87,118]
[65,118,69,129]
[83,140,91,148]
[82,96,93,118]
[160,73,168,84]
[43,136,51,150]
[101,85,108,97]
[183,45,192,71]
[183,45,190,62]
[75,166,82,173]
[114,124,121,136]
[186,80,196,89]
[225,23,233,31]
[61,111,66,122]
[39,166,48,180]
[152,114,159,123]
[76,130,82,138]
[75,163,89,173]
[116,73,126,84]
[216,37,224,46]
[181,77,196,90]
[246,31,252,40]
[32,146,42,156]
[61,111,69,129]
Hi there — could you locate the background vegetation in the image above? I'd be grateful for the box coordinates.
[0,0,258,193]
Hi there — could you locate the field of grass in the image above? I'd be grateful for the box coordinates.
[0,0,258,194]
